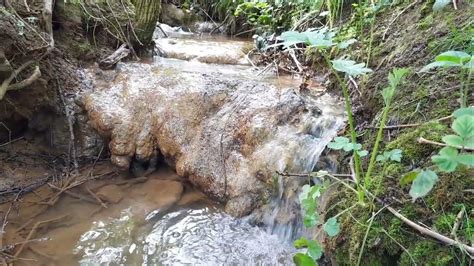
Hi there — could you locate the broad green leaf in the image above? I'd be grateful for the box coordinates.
[294,237,309,248]
[409,170,439,200]
[327,137,350,150]
[420,61,461,72]
[304,213,319,228]
[376,154,386,162]
[400,170,419,186]
[307,240,323,260]
[452,115,474,139]
[432,0,450,12]
[442,135,464,146]
[299,184,312,202]
[337,39,357,49]
[293,253,316,266]
[331,59,373,77]
[453,107,474,118]
[432,147,459,172]
[435,51,471,64]
[389,149,403,162]
[304,31,334,48]
[323,217,340,237]
[356,150,368,157]
[457,153,474,167]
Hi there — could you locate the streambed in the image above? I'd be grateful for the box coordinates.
[1,33,344,264]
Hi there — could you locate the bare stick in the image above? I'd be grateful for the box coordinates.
[451,208,465,237]
[13,215,67,258]
[7,66,41,91]
[418,137,474,151]
[85,186,108,208]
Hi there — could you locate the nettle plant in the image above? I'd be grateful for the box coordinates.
[406,107,474,200]
[271,28,412,265]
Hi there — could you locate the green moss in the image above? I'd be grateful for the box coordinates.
[399,241,454,266]
[385,121,448,164]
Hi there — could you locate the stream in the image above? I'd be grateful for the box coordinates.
[2,30,345,265]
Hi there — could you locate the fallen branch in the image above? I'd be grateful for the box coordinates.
[98,44,130,70]
[0,60,39,100]
[450,208,465,237]
[418,137,474,151]
[85,186,108,208]
[13,215,67,258]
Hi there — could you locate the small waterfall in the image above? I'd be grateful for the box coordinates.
[248,93,345,242]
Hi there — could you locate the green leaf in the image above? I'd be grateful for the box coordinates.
[400,170,419,186]
[307,240,323,260]
[432,0,450,12]
[453,107,474,118]
[294,237,310,248]
[304,30,334,48]
[331,59,373,77]
[376,154,386,162]
[409,170,439,200]
[304,213,319,228]
[452,115,474,139]
[432,147,459,172]
[327,137,350,150]
[356,150,368,157]
[457,153,474,167]
[388,68,409,89]
[389,149,403,162]
[323,217,340,237]
[420,61,461,72]
[293,253,316,266]
[442,135,464,146]
[435,51,471,64]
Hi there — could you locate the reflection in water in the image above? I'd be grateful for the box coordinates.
[75,204,294,265]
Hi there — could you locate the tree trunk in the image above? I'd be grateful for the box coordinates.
[132,0,161,48]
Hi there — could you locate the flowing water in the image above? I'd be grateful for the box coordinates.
[2,32,344,265]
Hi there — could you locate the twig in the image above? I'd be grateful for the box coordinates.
[85,186,107,208]
[367,115,452,130]
[276,171,352,178]
[450,208,465,237]
[452,0,458,10]
[418,137,474,151]
[1,192,20,248]
[13,215,67,258]
[48,183,98,205]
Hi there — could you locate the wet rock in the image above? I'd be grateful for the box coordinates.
[81,62,344,215]
[96,184,123,204]
[225,193,258,217]
[141,179,183,209]
[160,4,197,27]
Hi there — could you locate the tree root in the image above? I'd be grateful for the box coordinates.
[418,136,474,151]
[0,61,41,100]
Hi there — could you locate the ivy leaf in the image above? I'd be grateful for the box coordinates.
[452,115,474,139]
[432,0,451,12]
[457,153,474,167]
[400,170,419,186]
[432,147,459,172]
[409,170,439,200]
[331,59,373,77]
[293,253,316,266]
[453,107,474,118]
[327,137,350,150]
[323,217,340,237]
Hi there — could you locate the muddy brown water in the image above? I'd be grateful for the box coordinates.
[1,161,294,265]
